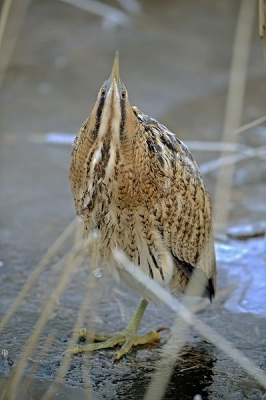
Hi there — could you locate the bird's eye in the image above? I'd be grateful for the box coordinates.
[100,89,106,97]
[121,91,127,99]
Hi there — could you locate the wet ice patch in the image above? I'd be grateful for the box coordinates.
[45,132,76,145]
[227,221,266,240]
[215,236,266,316]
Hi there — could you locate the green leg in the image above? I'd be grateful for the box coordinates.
[72,299,161,361]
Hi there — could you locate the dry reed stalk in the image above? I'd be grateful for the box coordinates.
[59,0,130,26]
[40,275,93,400]
[81,354,94,400]
[0,218,78,334]
[114,250,266,394]
[186,113,266,153]
[0,0,31,90]
[142,276,234,398]
[19,332,56,399]
[0,0,13,48]
[144,289,205,400]
[259,0,266,42]
[213,0,256,233]
[200,145,266,175]
[1,239,88,400]
[192,284,236,314]
[234,114,266,134]
[41,228,105,400]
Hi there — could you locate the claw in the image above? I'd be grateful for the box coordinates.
[111,353,117,364]
[79,328,87,337]
[156,326,171,333]
[72,345,82,355]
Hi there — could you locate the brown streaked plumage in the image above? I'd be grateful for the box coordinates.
[69,52,216,360]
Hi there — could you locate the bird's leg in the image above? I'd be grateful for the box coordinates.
[72,299,161,360]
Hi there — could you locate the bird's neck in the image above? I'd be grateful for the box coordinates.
[114,128,163,207]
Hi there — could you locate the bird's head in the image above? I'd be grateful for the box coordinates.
[70,52,139,209]
[89,51,136,147]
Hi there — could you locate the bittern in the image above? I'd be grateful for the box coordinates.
[69,52,216,361]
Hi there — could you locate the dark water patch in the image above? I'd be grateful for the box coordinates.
[115,342,215,400]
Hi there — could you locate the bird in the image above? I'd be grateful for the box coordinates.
[69,51,216,361]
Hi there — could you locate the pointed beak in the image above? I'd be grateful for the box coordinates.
[109,51,120,86]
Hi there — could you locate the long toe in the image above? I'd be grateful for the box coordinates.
[71,330,161,360]
[114,330,161,361]
[72,333,125,355]
[78,328,113,342]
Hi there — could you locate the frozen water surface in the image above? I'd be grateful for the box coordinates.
[216,236,266,316]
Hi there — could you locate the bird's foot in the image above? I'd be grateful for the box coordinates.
[72,327,161,361]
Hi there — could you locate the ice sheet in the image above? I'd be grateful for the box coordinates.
[215,236,266,316]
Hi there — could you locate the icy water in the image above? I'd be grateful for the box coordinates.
[216,236,266,316]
